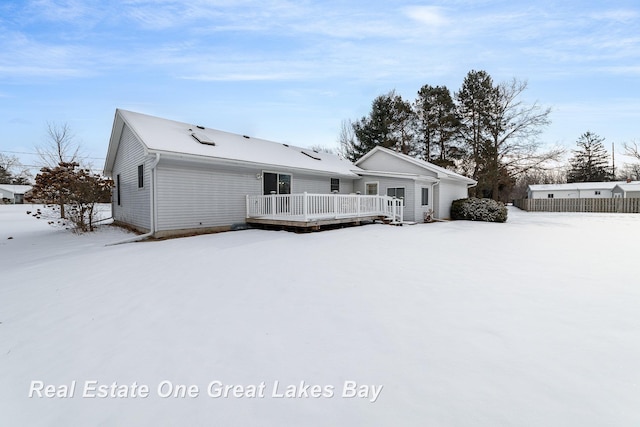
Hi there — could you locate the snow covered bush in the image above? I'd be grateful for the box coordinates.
[450,198,508,223]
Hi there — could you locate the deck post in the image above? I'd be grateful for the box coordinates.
[270,192,276,216]
[303,192,308,221]
[334,192,338,218]
[245,195,250,218]
[393,197,397,221]
[357,193,360,217]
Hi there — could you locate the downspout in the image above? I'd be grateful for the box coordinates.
[106,153,161,246]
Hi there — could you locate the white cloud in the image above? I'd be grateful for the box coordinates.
[403,5,450,28]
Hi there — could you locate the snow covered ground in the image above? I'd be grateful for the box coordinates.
[1,204,639,426]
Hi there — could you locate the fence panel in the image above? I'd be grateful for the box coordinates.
[514,198,640,213]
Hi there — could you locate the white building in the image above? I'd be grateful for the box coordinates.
[103,110,476,237]
[527,182,640,199]
[0,184,32,204]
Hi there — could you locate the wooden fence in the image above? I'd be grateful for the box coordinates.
[514,197,640,213]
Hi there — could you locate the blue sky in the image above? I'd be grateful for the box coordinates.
[1,0,639,174]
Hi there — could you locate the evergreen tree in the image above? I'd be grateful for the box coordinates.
[455,70,497,196]
[567,132,612,182]
[349,90,417,161]
[415,84,462,168]
[0,165,12,184]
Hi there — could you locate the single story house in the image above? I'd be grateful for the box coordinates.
[527,182,639,199]
[103,109,476,237]
[0,184,32,204]
[612,182,640,198]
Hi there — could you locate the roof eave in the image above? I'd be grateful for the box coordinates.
[152,149,361,178]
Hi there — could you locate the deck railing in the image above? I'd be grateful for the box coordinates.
[246,193,403,223]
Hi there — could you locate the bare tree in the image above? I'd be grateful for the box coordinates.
[623,140,640,161]
[0,153,32,184]
[337,119,358,161]
[482,77,562,200]
[36,122,82,168]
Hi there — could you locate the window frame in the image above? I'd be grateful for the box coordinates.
[330,178,340,193]
[137,164,144,189]
[364,181,379,196]
[116,174,121,205]
[262,171,292,195]
[421,187,429,206]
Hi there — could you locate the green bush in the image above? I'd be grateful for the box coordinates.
[450,198,508,223]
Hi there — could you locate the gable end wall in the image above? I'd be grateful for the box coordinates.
[111,125,151,231]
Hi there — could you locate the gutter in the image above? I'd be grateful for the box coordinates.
[106,153,161,246]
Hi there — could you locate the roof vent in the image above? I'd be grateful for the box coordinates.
[301,150,321,161]
[191,132,216,146]
[196,125,205,130]
[282,143,289,147]
[243,135,250,139]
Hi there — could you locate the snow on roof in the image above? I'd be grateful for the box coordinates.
[355,146,476,185]
[528,182,637,191]
[613,182,640,192]
[0,184,32,194]
[106,110,360,177]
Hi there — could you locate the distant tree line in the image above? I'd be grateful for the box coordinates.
[339,70,562,201]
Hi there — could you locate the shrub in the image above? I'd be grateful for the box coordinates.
[450,198,508,223]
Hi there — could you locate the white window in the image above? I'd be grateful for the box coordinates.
[547,193,554,199]
[421,188,429,206]
[263,172,291,195]
[595,190,601,195]
[365,182,378,195]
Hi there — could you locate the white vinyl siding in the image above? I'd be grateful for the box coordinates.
[358,152,438,178]
[111,125,151,231]
[437,179,469,219]
[156,162,260,230]
[291,174,354,194]
[355,177,416,221]
[155,160,358,231]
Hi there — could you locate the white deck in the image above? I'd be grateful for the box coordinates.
[246,193,404,224]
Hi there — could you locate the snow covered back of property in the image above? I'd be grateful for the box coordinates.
[1,205,639,426]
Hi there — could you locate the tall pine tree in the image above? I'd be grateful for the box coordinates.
[567,132,612,182]
[415,84,462,168]
[348,90,417,162]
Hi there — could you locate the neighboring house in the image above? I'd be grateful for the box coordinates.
[354,146,476,221]
[103,110,476,237]
[527,182,638,199]
[612,182,640,198]
[0,184,32,204]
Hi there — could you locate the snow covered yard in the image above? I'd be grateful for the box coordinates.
[1,204,639,426]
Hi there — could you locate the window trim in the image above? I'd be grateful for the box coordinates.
[364,181,379,196]
[137,164,144,189]
[262,171,292,195]
[116,174,121,205]
[421,187,429,206]
[330,178,340,193]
